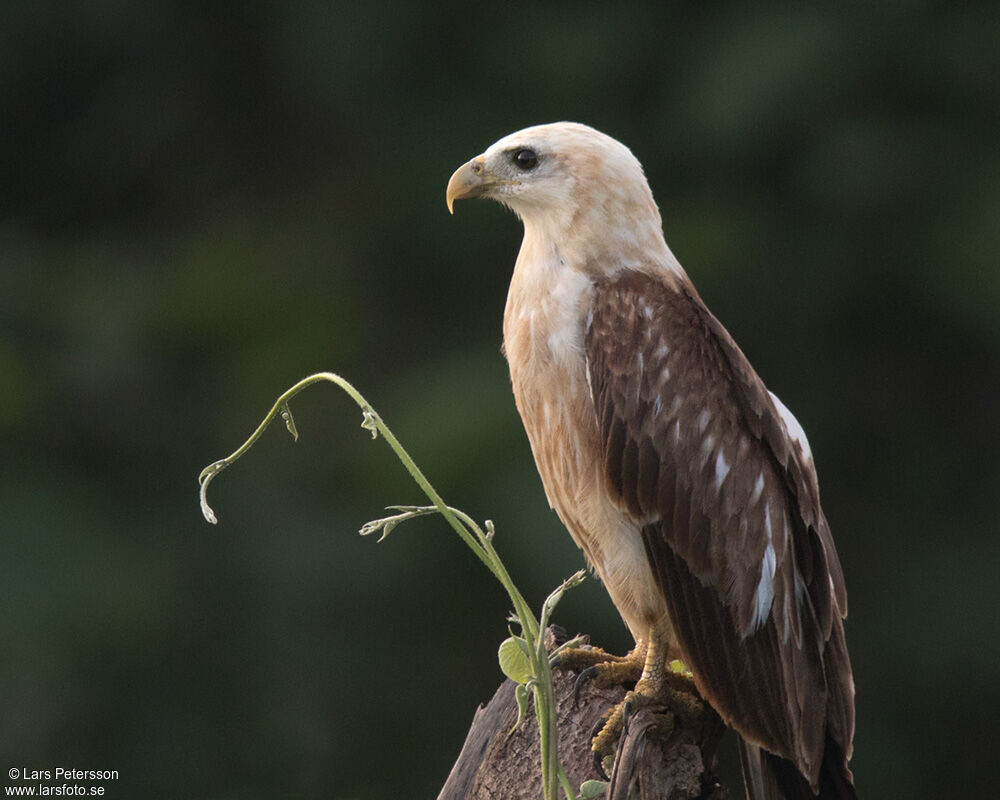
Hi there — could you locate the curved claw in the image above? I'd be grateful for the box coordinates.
[593,747,610,781]
[618,693,648,745]
[590,710,612,741]
[590,712,616,782]
[573,664,603,706]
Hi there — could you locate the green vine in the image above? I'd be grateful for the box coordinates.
[198,372,588,800]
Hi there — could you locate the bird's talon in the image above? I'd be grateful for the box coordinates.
[594,750,615,782]
[573,664,603,706]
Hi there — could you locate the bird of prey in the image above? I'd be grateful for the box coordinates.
[446,123,856,799]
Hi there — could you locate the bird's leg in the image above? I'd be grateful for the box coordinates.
[590,630,700,764]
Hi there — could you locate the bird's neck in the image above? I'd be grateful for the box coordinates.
[518,204,685,283]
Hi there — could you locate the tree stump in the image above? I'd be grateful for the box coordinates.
[437,629,729,800]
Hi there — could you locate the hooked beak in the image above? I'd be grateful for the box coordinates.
[446,155,491,214]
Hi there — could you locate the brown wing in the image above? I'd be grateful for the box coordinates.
[584,269,854,788]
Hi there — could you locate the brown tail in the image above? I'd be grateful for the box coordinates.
[738,734,856,800]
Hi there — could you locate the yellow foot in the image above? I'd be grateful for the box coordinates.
[555,643,646,689]
[554,637,703,776]
[578,641,701,777]
[592,673,705,778]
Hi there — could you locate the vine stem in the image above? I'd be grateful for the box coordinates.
[198,372,577,798]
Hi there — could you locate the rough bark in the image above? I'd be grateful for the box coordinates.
[438,629,729,800]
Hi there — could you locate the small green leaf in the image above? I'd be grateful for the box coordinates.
[510,682,531,736]
[539,569,587,632]
[669,659,693,677]
[579,780,608,798]
[280,402,299,441]
[498,636,533,684]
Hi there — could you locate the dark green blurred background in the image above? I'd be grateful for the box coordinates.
[3,2,998,798]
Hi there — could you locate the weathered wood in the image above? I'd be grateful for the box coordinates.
[437,630,728,800]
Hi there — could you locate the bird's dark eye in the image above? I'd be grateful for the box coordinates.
[512,148,538,171]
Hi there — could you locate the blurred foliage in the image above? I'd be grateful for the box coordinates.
[2,1,998,798]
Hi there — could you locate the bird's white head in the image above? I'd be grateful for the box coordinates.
[447,122,678,276]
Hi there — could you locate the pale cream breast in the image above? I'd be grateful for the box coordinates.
[502,237,669,641]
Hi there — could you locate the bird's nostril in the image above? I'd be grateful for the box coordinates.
[472,162,482,175]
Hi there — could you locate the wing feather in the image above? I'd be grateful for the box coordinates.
[585,270,854,789]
